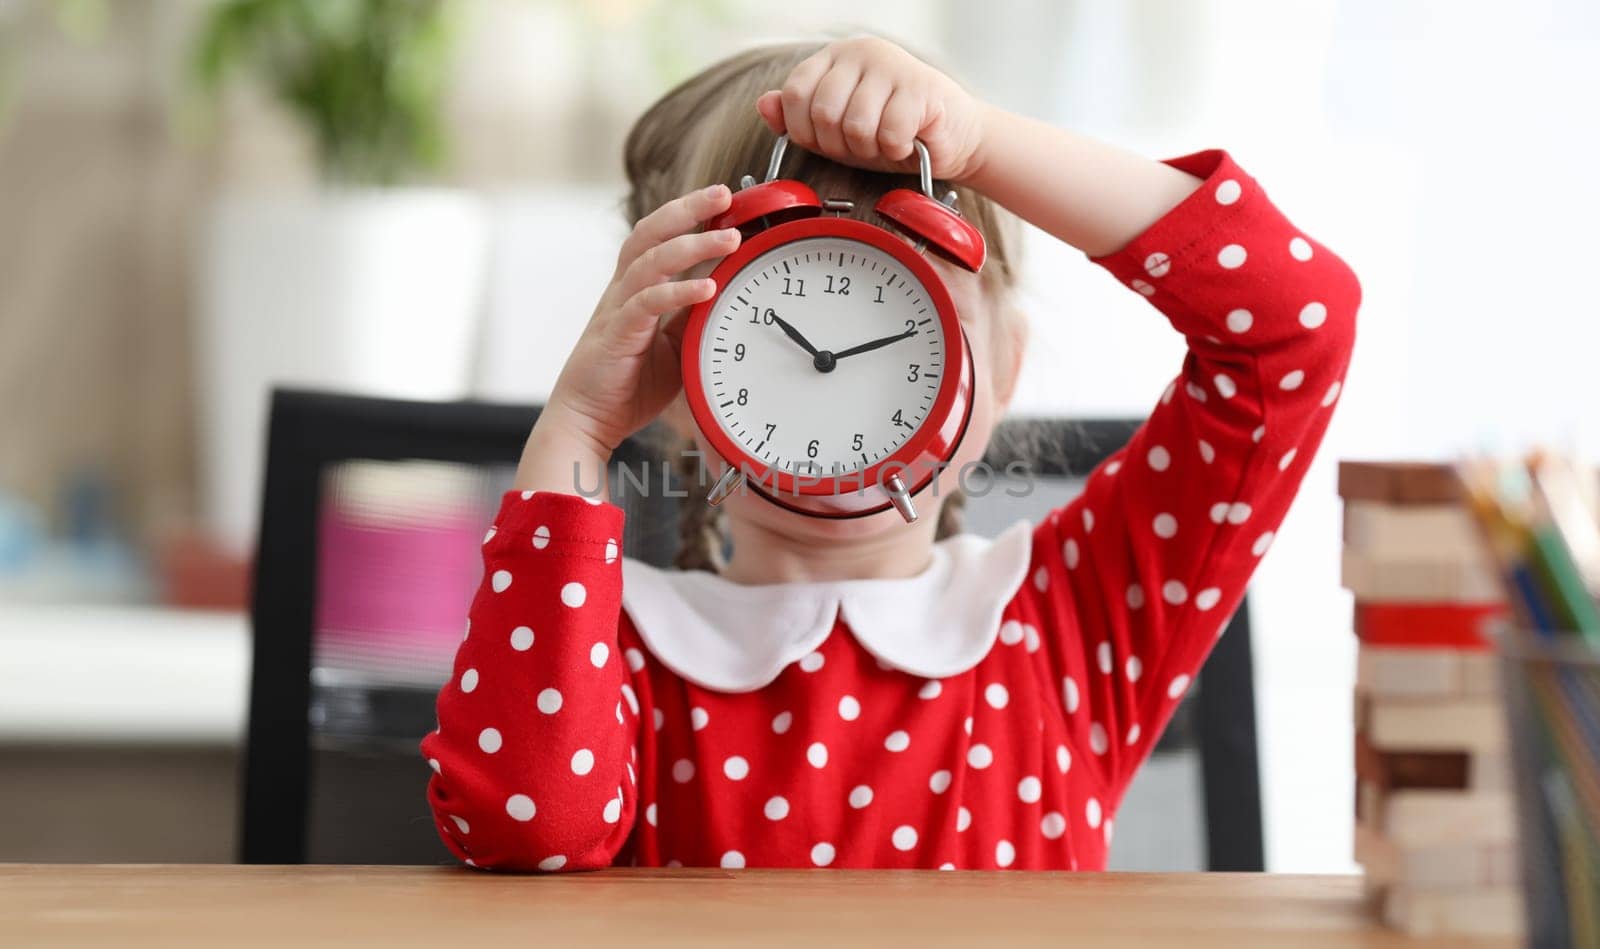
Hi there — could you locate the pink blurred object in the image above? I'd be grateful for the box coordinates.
[312,462,487,685]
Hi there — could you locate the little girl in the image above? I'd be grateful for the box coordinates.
[422,36,1359,872]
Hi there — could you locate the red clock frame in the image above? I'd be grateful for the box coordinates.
[681,215,974,519]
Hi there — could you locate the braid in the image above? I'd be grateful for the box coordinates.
[672,439,724,572]
[934,487,966,541]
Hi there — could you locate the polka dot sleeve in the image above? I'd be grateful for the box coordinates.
[420,491,637,872]
[1022,150,1360,797]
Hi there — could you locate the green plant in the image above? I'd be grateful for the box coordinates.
[190,0,457,185]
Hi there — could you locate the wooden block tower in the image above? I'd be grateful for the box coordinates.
[1338,461,1523,937]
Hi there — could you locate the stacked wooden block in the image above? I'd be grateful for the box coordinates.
[1339,462,1522,937]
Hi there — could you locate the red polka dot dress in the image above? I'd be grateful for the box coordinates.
[421,151,1361,872]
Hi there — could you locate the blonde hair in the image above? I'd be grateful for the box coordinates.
[622,39,1024,571]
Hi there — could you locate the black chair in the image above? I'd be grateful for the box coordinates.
[242,388,1263,870]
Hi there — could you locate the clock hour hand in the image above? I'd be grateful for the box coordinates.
[832,328,917,361]
[768,313,820,357]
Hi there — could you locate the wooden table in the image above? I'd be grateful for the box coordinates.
[0,865,1510,947]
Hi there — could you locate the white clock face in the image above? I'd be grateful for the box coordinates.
[698,235,948,478]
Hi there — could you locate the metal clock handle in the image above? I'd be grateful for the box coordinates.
[906,140,963,258]
[910,140,960,211]
[765,134,790,183]
[760,133,955,206]
[735,133,793,192]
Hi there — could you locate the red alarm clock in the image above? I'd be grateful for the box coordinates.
[680,134,985,523]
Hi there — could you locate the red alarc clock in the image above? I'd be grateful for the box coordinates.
[680,134,985,523]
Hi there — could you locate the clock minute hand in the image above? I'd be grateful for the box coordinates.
[768,313,820,357]
[832,328,917,361]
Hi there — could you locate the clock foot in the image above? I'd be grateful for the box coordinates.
[706,466,745,507]
[885,473,918,524]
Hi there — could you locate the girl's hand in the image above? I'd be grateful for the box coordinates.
[756,36,989,183]
[515,185,739,494]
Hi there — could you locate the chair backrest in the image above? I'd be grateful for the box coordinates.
[243,389,1262,869]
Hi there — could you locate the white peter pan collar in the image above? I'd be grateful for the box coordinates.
[620,520,1035,693]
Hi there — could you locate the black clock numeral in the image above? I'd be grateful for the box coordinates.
[873,285,885,304]
[806,439,819,459]
[891,409,914,431]
[781,277,806,297]
[734,343,746,361]
[903,319,918,335]
[749,306,775,325]
[737,388,749,405]
[764,423,777,439]
[851,433,864,451]
[907,363,921,382]
[824,274,851,296]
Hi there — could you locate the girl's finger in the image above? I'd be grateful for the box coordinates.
[756,90,786,134]
[607,278,718,349]
[808,64,860,158]
[878,87,922,162]
[840,74,894,163]
[620,227,740,299]
[658,303,693,359]
[617,185,732,273]
[779,53,831,151]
